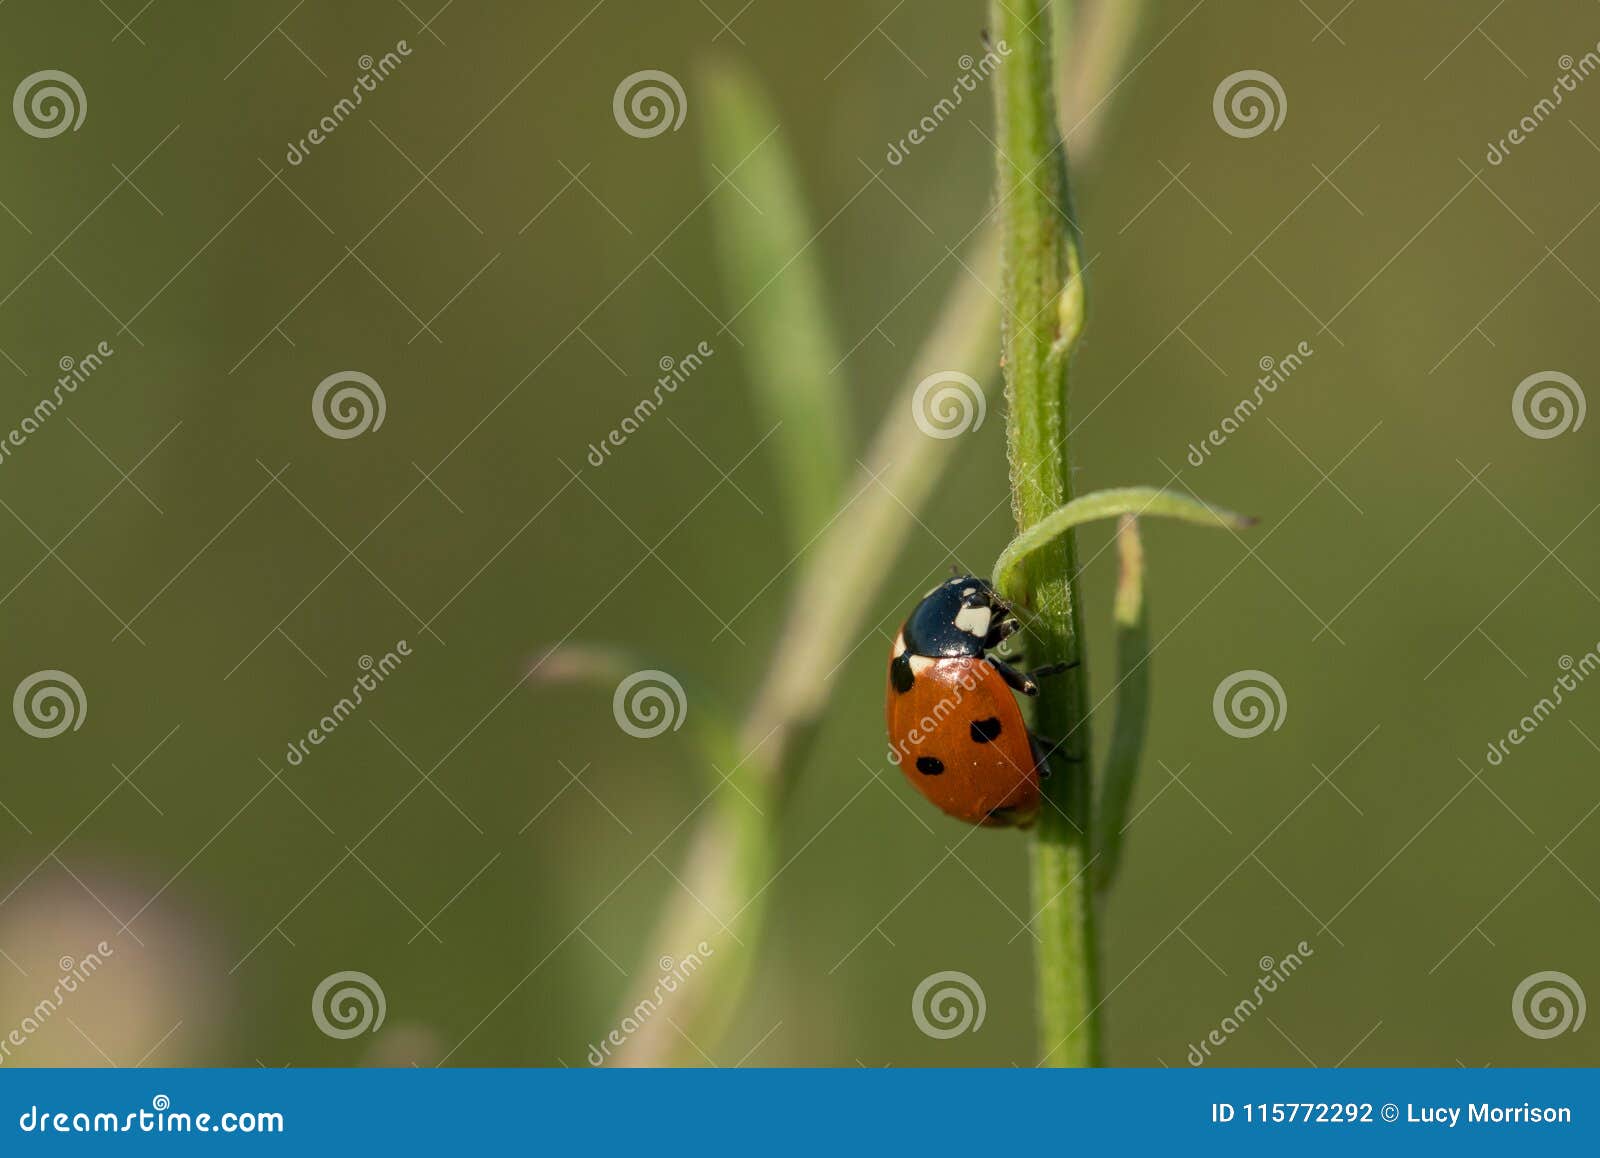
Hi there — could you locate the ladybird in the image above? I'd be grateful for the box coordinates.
[885,575,1069,828]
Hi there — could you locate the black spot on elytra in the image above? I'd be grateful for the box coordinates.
[890,654,915,694]
[915,756,945,776]
[969,716,1003,743]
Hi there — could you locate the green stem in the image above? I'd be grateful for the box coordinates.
[990,0,1097,1067]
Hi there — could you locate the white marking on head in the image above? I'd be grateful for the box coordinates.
[954,605,992,638]
[892,631,906,658]
[961,587,976,598]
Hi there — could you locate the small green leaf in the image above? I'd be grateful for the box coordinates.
[1094,515,1150,893]
[703,58,849,551]
[993,485,1254,600]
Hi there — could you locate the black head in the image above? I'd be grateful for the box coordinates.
[900,575,1009,658]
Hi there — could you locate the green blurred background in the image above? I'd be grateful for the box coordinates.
[0,0,1596,1066]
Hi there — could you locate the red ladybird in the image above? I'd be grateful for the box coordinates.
[885,576,1068,827]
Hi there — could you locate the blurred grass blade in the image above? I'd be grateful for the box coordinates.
[1056,0,1150,155]
[531,645,772,1066]
[740,246,1000,766]
[703,59,850,550]
[993,486,1255,600]
[611,745,774,1066]
[1094,515,1149,892]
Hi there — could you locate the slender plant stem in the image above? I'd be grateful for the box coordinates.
[1057,0,1149,157]
[532,648,763,1066]
[990,0,1098,1066]
[739,261,1000,777]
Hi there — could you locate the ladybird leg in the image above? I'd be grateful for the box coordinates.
[1029,659,1080,680]
[985,615,1021,650]
[989,657,1038,696]
[1029,732,1052,780]
[1029,732,1084,780]
[1032,733,1083,759]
